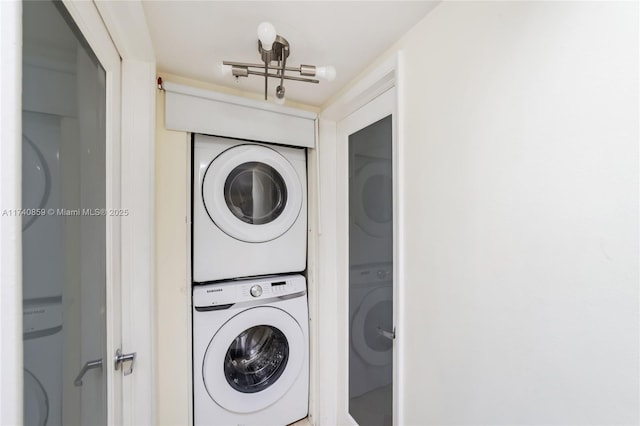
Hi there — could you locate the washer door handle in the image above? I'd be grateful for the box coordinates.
[74,358,103,386]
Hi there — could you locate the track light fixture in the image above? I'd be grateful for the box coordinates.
[219,22,336,102]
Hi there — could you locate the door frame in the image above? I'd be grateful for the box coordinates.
[93,2,156,424]
[0,1,156,424]
[0,2,23,424]
[62,2,124,423]
[316,51,405,426]
[336,86,397,426]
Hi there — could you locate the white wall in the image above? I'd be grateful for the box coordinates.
[401,2,638,423]
[155,80,191,426]
[324,1,638,424]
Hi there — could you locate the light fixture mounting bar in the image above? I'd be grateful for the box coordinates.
[223,61,319,75]
[245,70,319,84]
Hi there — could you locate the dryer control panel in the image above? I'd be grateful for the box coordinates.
[193,274,306,309]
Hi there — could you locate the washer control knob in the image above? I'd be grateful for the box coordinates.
[250,285,263,298]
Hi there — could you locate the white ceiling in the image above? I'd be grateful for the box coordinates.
[143,1,439,107]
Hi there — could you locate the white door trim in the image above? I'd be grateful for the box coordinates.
[336,87,396,426]
[117,59,156,426]
[0,2,23,424]
[320,54,398,123]
[93,2,157,425]
[61,1,124,423]
[316,51,404,426]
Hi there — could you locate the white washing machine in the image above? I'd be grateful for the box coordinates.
[193,134,307,283]
[23,298,64,426]
[193,274,309,426]
[349,263,393,398]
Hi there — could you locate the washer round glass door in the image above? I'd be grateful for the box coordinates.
[202,307,305,413]
[202,144,303,243]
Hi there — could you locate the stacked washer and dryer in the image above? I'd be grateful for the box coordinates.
[191,134,309,426]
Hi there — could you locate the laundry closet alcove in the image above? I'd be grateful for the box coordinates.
[161,79,320,425]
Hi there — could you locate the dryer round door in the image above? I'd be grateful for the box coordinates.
[202,306,305,413]
[353,161,392,237]
[202,144,303,243]
[352,286,393,366]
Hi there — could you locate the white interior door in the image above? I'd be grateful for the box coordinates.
[336,88,397,426]
[21,0,123,424]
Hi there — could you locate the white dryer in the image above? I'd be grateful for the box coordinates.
[349,263,393,398]
[193,134,307,283]
[193,274,309,426]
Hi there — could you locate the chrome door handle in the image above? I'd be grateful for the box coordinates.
[115,348,136,376]
[74,358,103,386]
[377,326,396,340]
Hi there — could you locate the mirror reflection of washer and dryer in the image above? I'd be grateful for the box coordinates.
[191,133,309,426]
[348,115,394,426]
[22,116,65,425]
[22,0,110,417]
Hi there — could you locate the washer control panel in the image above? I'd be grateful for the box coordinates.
[193,274,306,309]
